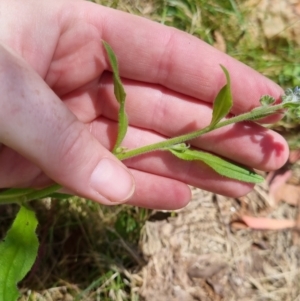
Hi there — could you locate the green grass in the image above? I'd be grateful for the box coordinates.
[18,198,150,300]
[12,0,300,300]
[95,0,299,86]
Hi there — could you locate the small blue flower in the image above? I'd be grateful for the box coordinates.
[282,86,300,103]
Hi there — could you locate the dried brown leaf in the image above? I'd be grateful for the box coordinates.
[240,215,296,230]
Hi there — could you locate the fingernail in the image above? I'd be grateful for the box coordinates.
[90,158,135,203]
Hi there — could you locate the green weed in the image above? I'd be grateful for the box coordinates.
[0,0,298,300]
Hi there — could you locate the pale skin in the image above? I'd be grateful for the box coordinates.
[0,0,289,209]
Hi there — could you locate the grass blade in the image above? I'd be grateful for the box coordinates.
[102,41,128,153]
[0,205,39,301]
[210,65,233,127]
[169,148,264,183]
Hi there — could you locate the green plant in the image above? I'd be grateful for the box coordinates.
[0,41,299,301]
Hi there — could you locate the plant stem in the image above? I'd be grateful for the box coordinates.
[2,103,284,201]
[116,103,284,160]
[23,184,62,202]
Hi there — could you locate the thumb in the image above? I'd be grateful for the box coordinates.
[0,45,135,205]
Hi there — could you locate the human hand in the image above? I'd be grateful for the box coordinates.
[0,0,289,209]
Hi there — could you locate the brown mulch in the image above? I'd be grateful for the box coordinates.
[133,167,300,301]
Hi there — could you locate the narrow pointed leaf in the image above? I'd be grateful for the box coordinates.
[102,41,128,153]
[282,102,299,109]
[0,185,62,205]
[0,188,36,202]
[0,205,39,301]
[210,65,233,127]
[169,148,264,183]
[23,184,62,201]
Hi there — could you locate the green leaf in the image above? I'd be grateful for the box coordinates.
[102,41,128,154]
[0,205,39,301]
[0,188,36,203]
[0,185,62,205]
[259,95,275,106]
[282,102,299,109]
[23,184,62,201]
[210,65,233,127]
[169,148,264,183]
